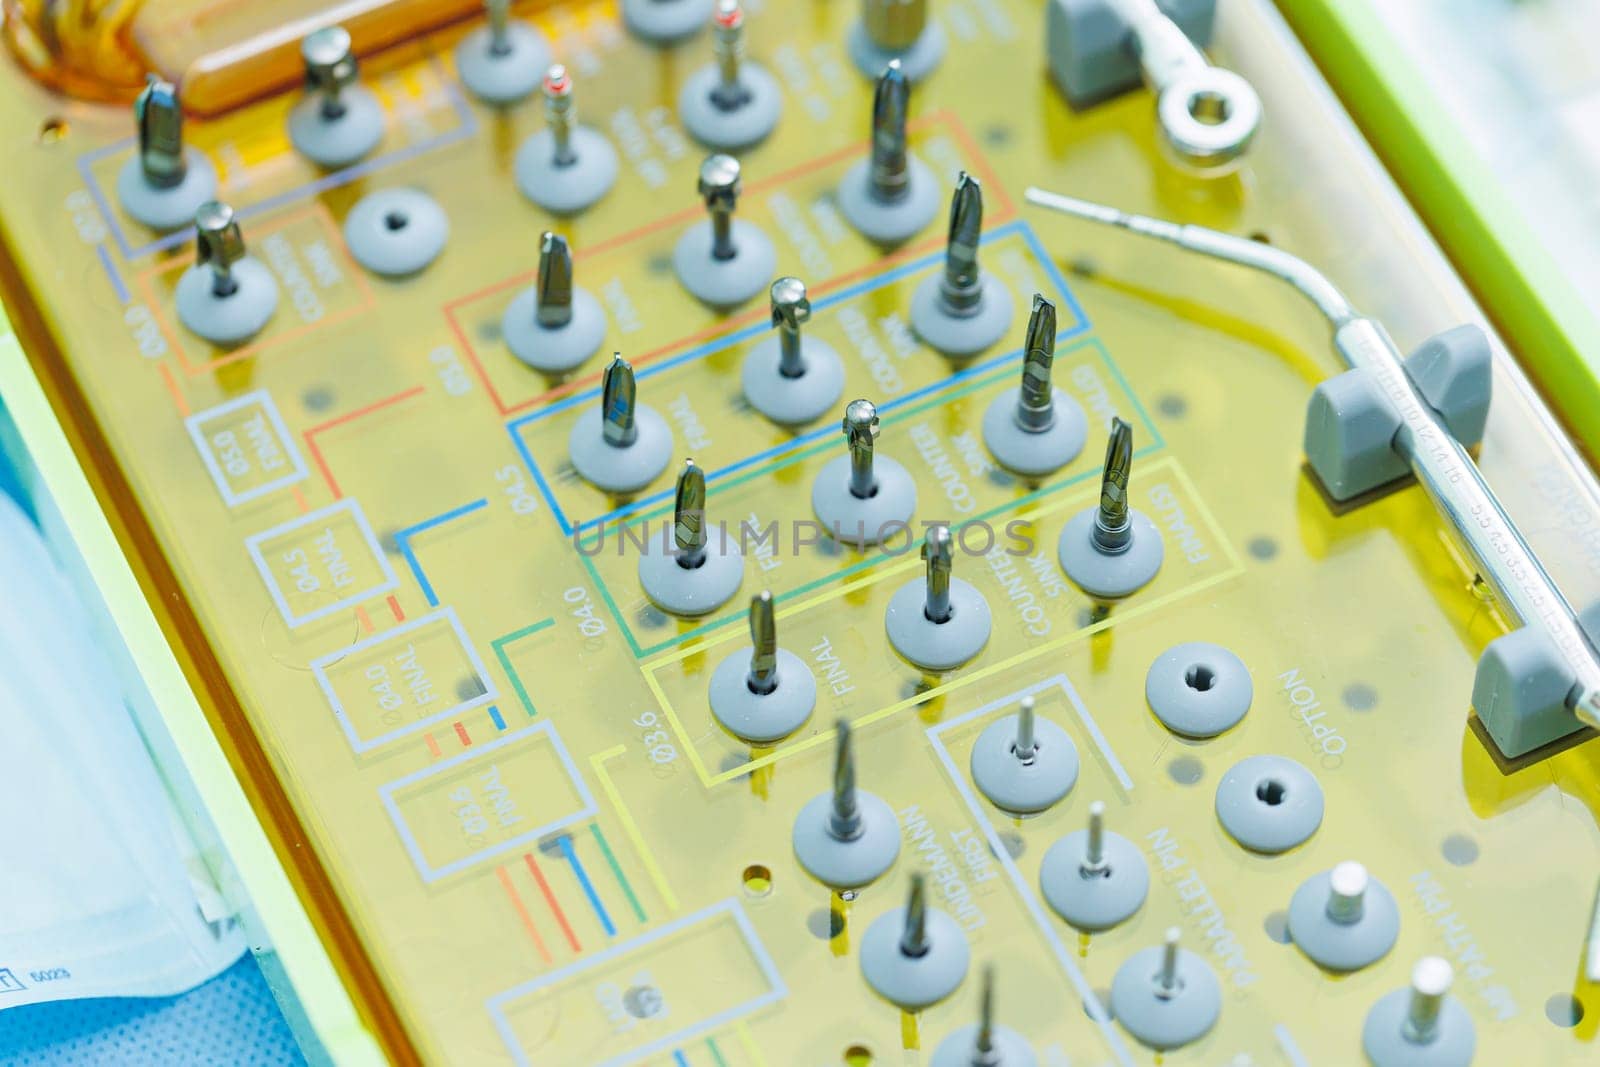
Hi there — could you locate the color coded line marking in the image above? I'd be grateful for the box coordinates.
[488,705,507,731]
[524,852,580,954]
[590,823,646,924]
[304,385,427,499]
[673,1052,690,1067]
[490,618,556,718]
[453,721,472,747]
[496,867,553,965]
[559,834,616,937]
[707,1037,729,1067]
[394,498,489,606]
[590,745,680,913]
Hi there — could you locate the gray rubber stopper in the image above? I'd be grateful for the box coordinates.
[1288,863,1400,972]
[176,260,280,346]
[810,454,917,547]
[982,387,1088,478]
[1039,826,1149,932]
[673,220,776,309]
[568,404,672,495]
[1214,754,1324,854]
[1110,941,1223,1051]
[741,336,845,426]
[969,714,1078,814]
[622,0,714,43]
[792,791,900,890]
[503,287,606,374]
[884,577,991,672]
[342,188,448,277]
[836,156,942,246]
[930,1024,1036,1067]
[1145,641,1253,739]
[678,64,784,151]
[1057,508,1164,600]
[288,87,384,167]
[910,273,1015,359]
[1361,963,1476,1067]
[638,538,743,617]
[860,904,970,1011]
[709,647,817,743]
[455,22,550,105]
[116,151,218,232]
[514,128,619,215]
[846,19,947,82]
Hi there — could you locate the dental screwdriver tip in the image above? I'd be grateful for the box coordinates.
[923,524,954,623]
[976,964,997,1059]
[942,172,984,303]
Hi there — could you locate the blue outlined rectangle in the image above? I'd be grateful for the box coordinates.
[507,220,1091,539]
[378,720,595,882]
[78,63,477,263]
[487,898,786,1067]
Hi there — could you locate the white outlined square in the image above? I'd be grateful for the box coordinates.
[246,498,398,627]
[379,721,595,881]
[313,607,496,754]
[185,389,307,506]
[486,899,785,1067]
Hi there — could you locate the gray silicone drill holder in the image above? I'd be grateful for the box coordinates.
[1303,324,1491,503]
[1046,0,1216,108]
[1473,602,1600,759]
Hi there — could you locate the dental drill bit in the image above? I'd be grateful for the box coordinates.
[927,963,1037,1067]
[710,590,820,741]
[136,77,185,188]
[1057,415,1164,598]
[981,293,1088,476]
[923,525,954,625]
[679,0,783,150]
[861,868,972,1009]
[912,173,1014,357]
[1110,926,1223,1050]
[602,355,639,449]
[457,0,551,104]
[504,232,607,373]
[812,398,917,547]
[886,522,993,671]
[675,154,777,307]
[747,590,779,695]
[515,64,620,213]
[845,399,881,500]
[569,354,672,494]
[839,60,940,244]
[1094,417,1134,553]
[537,232,574,330]
[118,78,219,230]
[871,61,911,204]
[742,277,846,424]
[941,173,984,314]
[175,201,280,345]
[793,719,901,889]
[673,459,708,568]
[289,25,384,166]
[970,691,1080,814]
[640,456,744,615]
[1041,799,1151,930]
